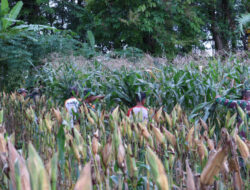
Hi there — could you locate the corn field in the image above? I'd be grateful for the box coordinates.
[0,91,249,190]
[33,55,249,122]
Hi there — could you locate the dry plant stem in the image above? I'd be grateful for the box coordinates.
[185,159,196,190]
[200,128,230,188]
[105,168,110,190]
[229,137,243,190]
[146,156,150,190]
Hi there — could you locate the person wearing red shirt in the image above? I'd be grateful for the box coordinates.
[127,92,148,120]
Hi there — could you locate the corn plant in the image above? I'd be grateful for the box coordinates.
[0,93,249,189]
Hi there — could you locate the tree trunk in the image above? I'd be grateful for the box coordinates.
[78,0,83,6]
[209,7,224,51]
[21,0,40,24]
[221,0,229,50]
[212,29,224,51]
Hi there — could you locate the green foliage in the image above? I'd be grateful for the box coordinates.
[109,47,144,62]
[0,0,82,91]
[31,55,249,122]
[34,62,85,103]
[5,0,249,55]
[78,30,97,59]
[238,13,250,34]
[0,1,22,37]
[86,0,205,56]
[0,0,23,30]
[0,31,82,91]
[86,30,95,50]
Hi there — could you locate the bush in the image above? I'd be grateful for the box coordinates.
[108,46,144,62]
[0,32,81,91]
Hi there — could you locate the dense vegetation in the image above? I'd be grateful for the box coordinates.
[0,90,249,189]
[8,0,250,53]
[33,54,249,120]
[0,0,250,189]
[0,55,249,190]
[1,0,250,91]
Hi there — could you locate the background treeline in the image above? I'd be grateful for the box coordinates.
[0,0,249,91]
[9,0,249,53]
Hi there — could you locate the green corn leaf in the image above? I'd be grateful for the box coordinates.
[87,30,95,50]
[0,109,3,124]
[14,160,21,190]
[1,0,9,15]
[51,153,58,190]
[57,125,65,180]
[3,1,23,30]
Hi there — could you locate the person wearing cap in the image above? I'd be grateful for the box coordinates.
[17,88,28,98]
[127,92,148,120]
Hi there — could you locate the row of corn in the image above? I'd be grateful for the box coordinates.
[0,92,249,189]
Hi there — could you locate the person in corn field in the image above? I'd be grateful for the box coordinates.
[65,86,80,128]
[215,89,250,137]
[65,87,105,128]
[17,88,28,98]
[29,88,42,104]
[215,89,250,113]
[127,92,148,120]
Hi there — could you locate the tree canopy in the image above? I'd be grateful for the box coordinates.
[6,0,250,55]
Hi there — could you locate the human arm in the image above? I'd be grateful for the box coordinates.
[215,96,249,110]
[85,95,105,103]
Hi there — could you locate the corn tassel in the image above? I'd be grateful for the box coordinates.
[8,140,31,190]
[185,159,196,190]
[199,118,208,131]
[92,137,99,155]
[117,143,125,169]
[235,135,249,162]
[163,128,176,148]
[102,138,112,167]
[152,125,165,145]
[186,126,194,148]
[146,146,169,190]
[74,162,93,190]
[154,107,162,123]
[53,108,62,125]
[0,133,7,153]
[200,146,229,185]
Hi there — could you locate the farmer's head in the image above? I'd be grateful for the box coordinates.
[136,92,146,105]
[17,88,28,97]
[69,86,79,97]
[242,89,250,101]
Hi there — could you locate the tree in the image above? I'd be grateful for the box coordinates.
[8,0,54,25]
[86,0,205,56]
[200,0,248,51]
[0,0,69,91]
[2,0,248,58]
